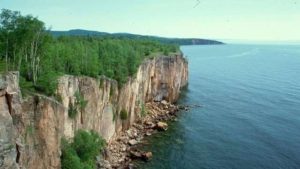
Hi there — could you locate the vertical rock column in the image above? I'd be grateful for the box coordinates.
[0,72,19,169]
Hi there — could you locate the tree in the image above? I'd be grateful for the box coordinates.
[0,9,48,85]
[0,9,20,71]
[1,9,179,97]
[17,15,47,85]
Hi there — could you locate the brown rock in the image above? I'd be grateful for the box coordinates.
[156,122,168,131]
[0,53,188,169]
[144,121,155,129]
[128,139,138,146]
[142,152,153,161]
[161,100,168,105]
[145,131,152,136]
[129,151,142,159]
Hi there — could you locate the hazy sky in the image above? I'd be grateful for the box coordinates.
[1,0,300,41]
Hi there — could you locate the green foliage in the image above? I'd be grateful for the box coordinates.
[68,102,78,119]
[99,78,104,89]
[54,93,63,103]
[163,49,169,56]
[8,144,14,150]
[68,91,87,119]
[26,123,34,135]
[35,71,60,96]
[0,9,179,97]
[72,130,105,162]
[109,87,114,97]
[61,140,82,169]
[51,29,224,45]
[75,91,88,111]
[0,9,49,84]
[19,76,35,96]
[61,130,106,169]
[140,103,147,117]
[120,109,128,120]
[112,111,116,122]
[0,60,6,73]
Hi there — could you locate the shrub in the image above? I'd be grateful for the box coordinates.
[0,59,6,73]
[72,130,105,161]
[99,78,104,89]
[163,49,169,56]
[74,91,88,111]
[61,130,106,169]
[68,91,88,118]
[61,139,83,169]
[35,71,60,96]
[68,102,77,119]
[140,103,147,117]
[109,87,114,97]
[112,111,116,122]
[55,93,63,103]
[19,76,36,96]
[120,109,128,120]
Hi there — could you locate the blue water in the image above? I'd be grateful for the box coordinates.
[136,44,300,169]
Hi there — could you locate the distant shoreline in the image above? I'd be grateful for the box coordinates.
[50,29,224,46]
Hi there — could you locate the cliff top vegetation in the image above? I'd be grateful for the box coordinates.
[0,9,179,96]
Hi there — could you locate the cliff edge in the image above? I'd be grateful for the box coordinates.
[0,54,188,169]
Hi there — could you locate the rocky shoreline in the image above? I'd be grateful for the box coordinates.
[98,101,189,169]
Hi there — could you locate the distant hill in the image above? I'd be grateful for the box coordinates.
[51,29,224,45]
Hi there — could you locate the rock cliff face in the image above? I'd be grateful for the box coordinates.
[0,72,20,169]
[0,54,188,169]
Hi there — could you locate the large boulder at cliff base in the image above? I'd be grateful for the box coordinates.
[128,139,138,146]
[161,100,168,105]
[142,152,153,161]
[156,122,168,131]
[130,150,142,159]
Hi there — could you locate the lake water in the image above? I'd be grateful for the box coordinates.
[136,44,300,169]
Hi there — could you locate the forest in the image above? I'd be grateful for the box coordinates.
[0,9,179,96]
[52,29,224,45]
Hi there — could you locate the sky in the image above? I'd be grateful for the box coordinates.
[1,0,300,42]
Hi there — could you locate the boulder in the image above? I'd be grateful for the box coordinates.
[130,150,152,161]
[128,139,138,146]
[142,152,153,161]
[96,156,112,169]
[129,150,142,159]
[145,131,152,136]
[161,100,168,105]
[154,94,163,102]
[144,121,155,129]
[156,122,168,131]
[128,163,135,169]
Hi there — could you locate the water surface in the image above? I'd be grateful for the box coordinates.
[136,44,300,169]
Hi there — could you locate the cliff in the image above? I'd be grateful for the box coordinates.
[0,54,188,169]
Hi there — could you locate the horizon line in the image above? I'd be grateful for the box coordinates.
[50,28,300,43]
